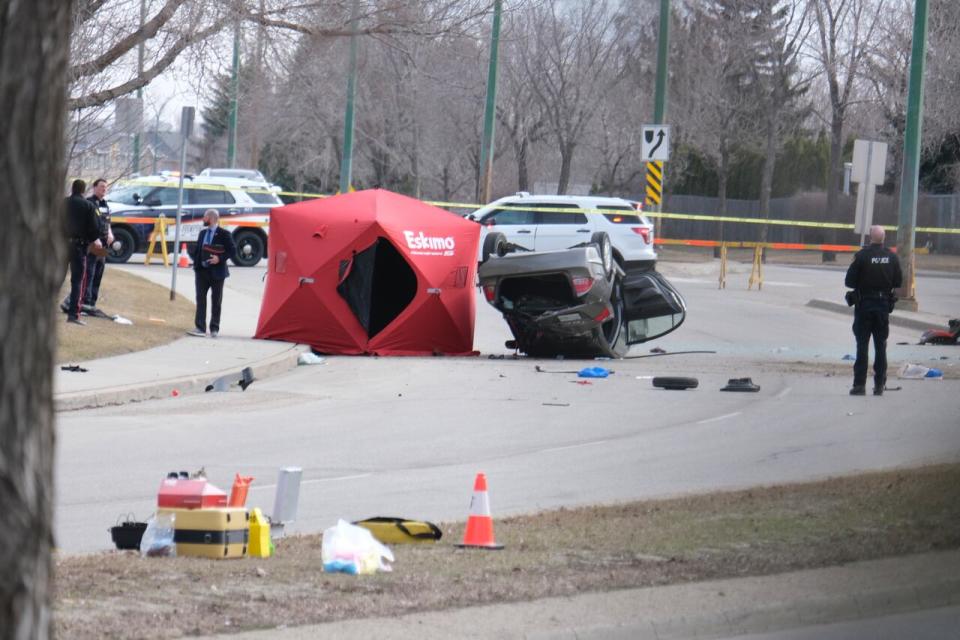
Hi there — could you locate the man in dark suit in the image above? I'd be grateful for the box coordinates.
[187,209,236,338]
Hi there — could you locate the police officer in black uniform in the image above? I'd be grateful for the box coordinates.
[844,225,902,396]
[64,179,102,325]
[84,177,112,309]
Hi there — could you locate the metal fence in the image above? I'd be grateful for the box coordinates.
[659,192,960,253]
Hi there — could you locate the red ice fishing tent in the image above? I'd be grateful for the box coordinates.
[255,189,481,355]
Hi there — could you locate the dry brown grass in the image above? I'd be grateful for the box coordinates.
[53,464,960,639]
[56,268,195,364]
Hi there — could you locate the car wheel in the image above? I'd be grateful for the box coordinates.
[591,231,614,278]
[482,231,508,264]
[106,227,135,263]
[652,376,699,390]
[591,277,628,358]
[232,230,265,267]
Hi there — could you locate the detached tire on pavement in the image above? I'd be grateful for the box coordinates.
[652,376,698,390]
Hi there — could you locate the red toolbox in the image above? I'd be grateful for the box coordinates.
[157,474,227,509]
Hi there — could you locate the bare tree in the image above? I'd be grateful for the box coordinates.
[807,0,884,232]
[521,0,622,195]
[752,0,812,241]
[0,1,73,637]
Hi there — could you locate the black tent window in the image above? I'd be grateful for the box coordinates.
[337,237,417,338]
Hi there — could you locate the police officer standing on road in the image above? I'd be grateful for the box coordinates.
[844,225,902,396]
[64,179,102,325]
[85,178,113,310]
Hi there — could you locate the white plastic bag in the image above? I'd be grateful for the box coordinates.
[898,363,930,379]
[139,512,176,557]
[321,519,394,575]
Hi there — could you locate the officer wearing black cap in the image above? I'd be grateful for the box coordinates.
[64,179,101,325]
[844,225,902,396]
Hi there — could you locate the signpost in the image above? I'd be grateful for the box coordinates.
[851,139,888,246]
[170,106,195,301]
[643,125,670,209]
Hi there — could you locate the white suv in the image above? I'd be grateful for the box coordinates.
[469,193,656,270]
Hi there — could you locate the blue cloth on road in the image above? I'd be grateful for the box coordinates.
[578,367,610,378]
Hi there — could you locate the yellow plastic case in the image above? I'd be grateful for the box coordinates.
[158,507,249,559]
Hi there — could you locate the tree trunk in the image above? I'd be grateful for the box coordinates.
[759,124,777,246]
[557,141,576,195]
[823,111,845,261]
[0,1,73,638]
[516,137,530,192]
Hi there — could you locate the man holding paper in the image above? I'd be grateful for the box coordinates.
[187,209,236,338]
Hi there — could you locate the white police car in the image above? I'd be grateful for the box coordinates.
[105,171,283,267]
[469,193,657,270]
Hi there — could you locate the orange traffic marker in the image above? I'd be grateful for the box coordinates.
[456,473,504,550]
[178,243,190,268]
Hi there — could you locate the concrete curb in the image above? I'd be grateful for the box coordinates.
[205,551,960,639]
[806,299,947,333]
[54,344,305,412]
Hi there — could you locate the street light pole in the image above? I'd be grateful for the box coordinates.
[653,0,670,125]
[226,3,241,168]
[339,0,361,194]
[478,0,502,205]
[895,0,929,311]
[132,0,146,174]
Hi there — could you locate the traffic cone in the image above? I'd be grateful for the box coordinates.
[178,243,190,268]
[456,473,504,550]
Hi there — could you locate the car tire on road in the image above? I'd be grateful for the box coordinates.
[482,231,508,264]
[652,376,699,390]
[232,230,265,267]
[106,227,135,264]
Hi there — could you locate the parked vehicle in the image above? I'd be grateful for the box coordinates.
[105,171,283,267]
[469,193,656,271]
[478,231,685,358]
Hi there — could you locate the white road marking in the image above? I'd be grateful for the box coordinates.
[540,440,609,454]
[696,411,742,425]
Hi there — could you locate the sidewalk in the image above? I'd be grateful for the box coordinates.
[54,265,303,411]
[202,550,960,639]
[806,298,952,332]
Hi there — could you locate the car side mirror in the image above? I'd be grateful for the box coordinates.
[133,193,142,205]
[143,197,161,207]
[485,218,497,227]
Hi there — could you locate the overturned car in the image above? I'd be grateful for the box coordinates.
[478,232,686,358]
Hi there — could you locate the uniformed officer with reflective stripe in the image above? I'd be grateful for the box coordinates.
[85,178,113,308]
[844,225,902,396]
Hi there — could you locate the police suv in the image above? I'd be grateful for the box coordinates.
[469,193,657,271]
[105,170,283,267]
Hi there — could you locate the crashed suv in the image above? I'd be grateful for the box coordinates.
[478,231,685,358]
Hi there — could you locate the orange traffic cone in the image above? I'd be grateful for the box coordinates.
[456,473,504,549]
[178,243,190,268]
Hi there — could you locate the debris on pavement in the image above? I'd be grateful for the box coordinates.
[297,352,326,365]
[842,354,855,361]
[61,364,88,373]
[113,315,133,325]
[542,402,570,407]
[577,366,610,378]
[721,378,761,392]
[898,363,943,379]
[652,376,699,390]
[571,380,593,385]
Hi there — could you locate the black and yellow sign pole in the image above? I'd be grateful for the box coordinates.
[646,160,664,237]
